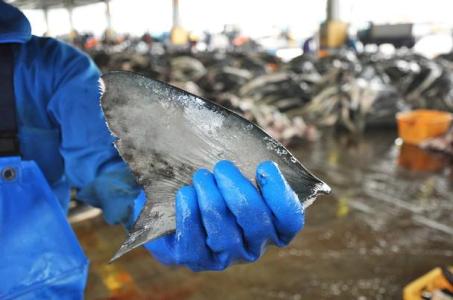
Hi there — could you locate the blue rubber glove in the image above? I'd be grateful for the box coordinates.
[141,160,304,271]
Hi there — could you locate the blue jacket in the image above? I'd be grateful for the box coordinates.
[0,1,140,224]
[0,3,142,297]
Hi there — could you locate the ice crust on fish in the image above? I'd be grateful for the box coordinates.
[100,71,331,261]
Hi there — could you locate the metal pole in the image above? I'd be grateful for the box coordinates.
[105,0,112,32]
[67,6,74,31]
[43,7,50,34]
[327,0,340,21]
[64,0,75,32]
[172,0,180,28]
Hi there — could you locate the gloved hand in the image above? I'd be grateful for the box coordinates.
[139,160,304,271]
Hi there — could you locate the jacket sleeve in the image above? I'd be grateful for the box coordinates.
[45,39,141,226]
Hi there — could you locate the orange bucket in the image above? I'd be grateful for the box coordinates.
[396,109,452,145]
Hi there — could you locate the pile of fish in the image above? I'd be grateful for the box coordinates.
[373,51,453,112]
[88,46,453,144]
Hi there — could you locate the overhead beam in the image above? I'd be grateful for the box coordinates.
[10,0,105,10]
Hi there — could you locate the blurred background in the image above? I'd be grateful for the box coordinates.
[7,0,453,299]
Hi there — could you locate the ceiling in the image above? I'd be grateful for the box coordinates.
[7,0,105,10]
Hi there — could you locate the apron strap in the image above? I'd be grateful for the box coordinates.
[0,43,20,157]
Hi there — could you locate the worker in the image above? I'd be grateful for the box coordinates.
[0,1,305,298]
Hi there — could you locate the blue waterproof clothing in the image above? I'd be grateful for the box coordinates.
[0,157,89,299]
[1,2,141,217]
[0,2,140,298]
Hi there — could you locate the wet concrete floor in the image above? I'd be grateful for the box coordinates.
[74,130,453,300]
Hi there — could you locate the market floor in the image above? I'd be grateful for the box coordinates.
[73,130,453,300]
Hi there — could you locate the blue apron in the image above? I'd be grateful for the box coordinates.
[0,43,88,299]
[0,157,88,299]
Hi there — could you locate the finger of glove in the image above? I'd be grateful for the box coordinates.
[193,169,251,268]
[173,185,216,271]
[256,161,304,245]
[144,234,177,266]
[213,160,278,259]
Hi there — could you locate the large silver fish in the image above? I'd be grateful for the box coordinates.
[100,71,331,261]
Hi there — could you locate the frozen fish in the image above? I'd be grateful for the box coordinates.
[100,71,331,261]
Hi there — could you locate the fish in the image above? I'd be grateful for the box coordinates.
[100,71,331,261]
